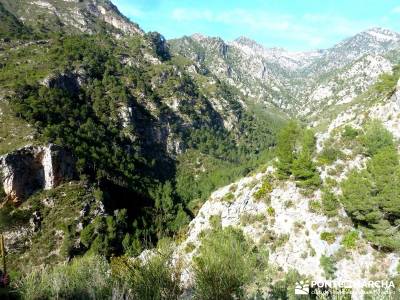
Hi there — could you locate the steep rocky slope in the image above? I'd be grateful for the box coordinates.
[174,170,398,299]
[169,77,400,299]
[0,0,142,36]
[170,28,400,116]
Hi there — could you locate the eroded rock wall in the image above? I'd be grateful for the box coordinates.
[0,144,75,203]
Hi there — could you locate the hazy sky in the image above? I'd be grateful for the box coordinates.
[113,0,400,51]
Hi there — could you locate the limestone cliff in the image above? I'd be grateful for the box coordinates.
[0,144,76,203]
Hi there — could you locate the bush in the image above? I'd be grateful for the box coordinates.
[267,207,275,217]
[342,125,359,140]
[320,232,336,244]
[193,227,258,300]
[222,192,235,203]
[111,245,181,300]
[16,255,112,300]
[253,180,273,202]
[341,231,358,250]
[321,189,339,217]
[320,255,337,279]
[0,203,31,231]
[374,67,400,95]
[361,121,394,156]
[318,146,343,165]
[309,200,322,213]
[269,269,305,299]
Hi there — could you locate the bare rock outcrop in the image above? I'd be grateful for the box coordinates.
[41,70,87,95]
[0,144,76,203]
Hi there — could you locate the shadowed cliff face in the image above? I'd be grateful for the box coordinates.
[0,144,76,203]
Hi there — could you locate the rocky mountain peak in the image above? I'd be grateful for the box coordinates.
[191,33,207,42]
[332,27,400,55]
[0,0,143,36]
[363,27,400,42]
[233,36,261,48]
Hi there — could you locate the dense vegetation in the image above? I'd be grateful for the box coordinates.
[341,122,400,251]
[1,29,284,267]
[15,227,306,300]
[275,121,321,190]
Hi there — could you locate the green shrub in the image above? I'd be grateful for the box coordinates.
[318,146,343,165]
[324,177,338,188]
[321,189,339,217]
[342,125,359,140]
[111,245,181,300]
[267,207,275,217]
[320,255,337,279]
[341,231,358,250]
[0,203,31,231]
[253,180,273,202]
[320,232,336,244]
[193,227,258,300]
[209,214,222,229]
[269,270,306,300]
[222,192,235,203]
[309,200,322,213]
[185,242,196,253]
[374,67,400,95]
[361,121,395,156]
[17,255,112,300]
[271,234,289,251]
[240,213,265,225]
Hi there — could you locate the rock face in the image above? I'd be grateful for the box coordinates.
[0,144,76,203]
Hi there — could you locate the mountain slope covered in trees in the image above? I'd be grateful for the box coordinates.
[0,0,286,275]
[1,0,400,299]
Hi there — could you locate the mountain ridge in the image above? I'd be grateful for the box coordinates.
[170,26,400,115]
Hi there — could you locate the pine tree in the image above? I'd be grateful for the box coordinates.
[292,129,321,188]
[275,121,299,178]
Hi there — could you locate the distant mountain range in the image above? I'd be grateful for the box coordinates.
[170,27,400,116]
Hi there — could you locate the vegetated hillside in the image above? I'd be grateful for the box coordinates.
[12,75,400,299]
[0,0,286,278]
[0,2,31,39]
[1,0,400,298]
